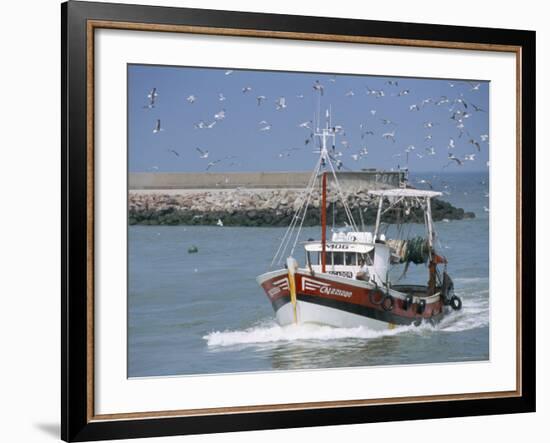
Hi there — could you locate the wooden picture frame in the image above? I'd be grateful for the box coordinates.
[62,1,535,441]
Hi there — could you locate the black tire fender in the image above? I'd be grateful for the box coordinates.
[382,294,394,311]
[450,295,462,311]
[416,299,426,315]
[369,290,384,305]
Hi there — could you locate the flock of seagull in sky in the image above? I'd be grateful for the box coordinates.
[141,69,489,176]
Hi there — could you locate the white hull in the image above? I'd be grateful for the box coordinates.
[275,299,391,331]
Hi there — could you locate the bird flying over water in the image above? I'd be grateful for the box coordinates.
[214,109,226,120]
[144,87,157,108]
[153,119,163,133]
[257,95,267,106]
[242,86,252,94]
[469,138,481,151]
[382,130,396,143]
[196,148,209,159]
[275,97,287,110]
[206,160,221,171]
[186,95,197,104]
[447,153,464,166]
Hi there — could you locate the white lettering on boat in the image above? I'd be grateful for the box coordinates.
[329,271,353,278]
[326,243,350,250]
[319,286,353,298]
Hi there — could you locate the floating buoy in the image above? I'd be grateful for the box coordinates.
[187,245,198,253]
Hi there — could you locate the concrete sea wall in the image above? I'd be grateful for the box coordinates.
[129,170,406,190]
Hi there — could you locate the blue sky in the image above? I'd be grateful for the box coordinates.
[128,64,489,173]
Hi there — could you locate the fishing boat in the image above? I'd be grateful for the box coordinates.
[256,110,462,330]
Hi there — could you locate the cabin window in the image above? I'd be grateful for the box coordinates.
[359,250,375,266]
[332,252,344,265]
[345,253,355,266]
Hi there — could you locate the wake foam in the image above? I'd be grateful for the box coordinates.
[204,320,415,347]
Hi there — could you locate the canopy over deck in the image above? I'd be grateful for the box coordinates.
[368,188,442,198]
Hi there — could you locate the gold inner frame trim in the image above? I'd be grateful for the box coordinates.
[86,19,523,423]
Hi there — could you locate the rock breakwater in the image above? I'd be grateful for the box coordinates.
[129,188,474,227]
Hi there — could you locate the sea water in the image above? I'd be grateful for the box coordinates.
[128,172,489,377]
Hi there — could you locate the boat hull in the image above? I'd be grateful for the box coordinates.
[257,269,446,329]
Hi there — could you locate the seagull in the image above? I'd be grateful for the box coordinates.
[224,70,233,75]
[214,109,226,120]
[370,109,377,116]
[313,80,324,95]
[167,149,180,157]
[409,104,420,111]
[216,219,224,227]
[405,145,416,152]
[471,103,486,112]
[469,82,481,91]
[256,95,267,106]
[425,134,433,141]
[435,96,450,106]
[447,153,464,166]
[296,93,305,99]
[448,138,456,149]
[382,130,396,143]
[454,97,468,108]
[367,87,385,98]
[385,80,399,86]
[144,87,157,108]
[424,121,436,129]
[380,118,396,125]
[275,96,287,110]
[259,123,272,131]
[425,146,436,156]
[218,93,226,101]
[469,138,481,151]
[298,121,312,129]
[147,87,158,100]
[186,95,197,104]
[153,119,163,133]
[196,148,209,159]
[345,90,355,97]
[483,206,490,213]
[194,120,216,129]
[417,179,433,189]
[464,154,476,161]
[421,98,433,107]
[480,134,489,142]
[242,86,252,94]
[206,160,221,171]
[397,89,410,96]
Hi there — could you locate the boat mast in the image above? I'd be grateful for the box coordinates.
[373,195,384,241]
[315,109,334,274]
[321,171,327,273]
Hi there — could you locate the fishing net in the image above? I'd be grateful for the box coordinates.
[404,236,430,264]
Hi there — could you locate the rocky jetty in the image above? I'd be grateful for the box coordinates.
[129,188,474,227]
